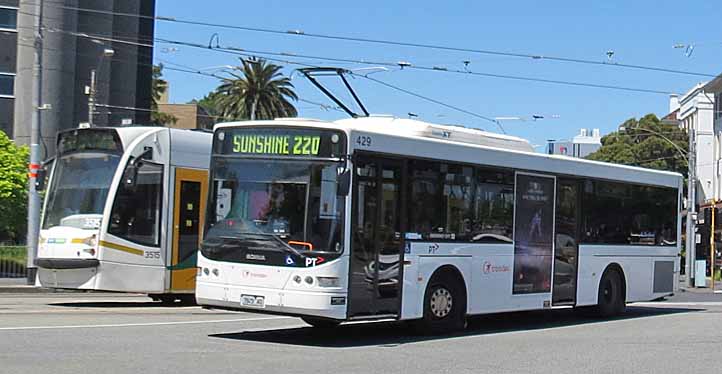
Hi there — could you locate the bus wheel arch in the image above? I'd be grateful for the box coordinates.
[417,265,468,334]
[595,263,627,317]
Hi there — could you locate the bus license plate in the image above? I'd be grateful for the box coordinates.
[240,294,265,308]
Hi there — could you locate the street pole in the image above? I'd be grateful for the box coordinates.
[88,69,96,126]
[711,202,715,291]
[26,0,44,285]
[686,128,697,287]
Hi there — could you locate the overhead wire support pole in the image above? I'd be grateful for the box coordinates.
[687,129,697,287]
[26,0,44,285]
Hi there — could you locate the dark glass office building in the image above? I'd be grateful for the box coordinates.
[12,0,155,155]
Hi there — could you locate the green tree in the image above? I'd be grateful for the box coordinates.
[214,58,298,120]
[150,64,178,126]
[586,114,688,178]
[0,131,29,242]
[189,91,222,123]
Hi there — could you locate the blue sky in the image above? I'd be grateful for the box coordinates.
[155,0,721,150]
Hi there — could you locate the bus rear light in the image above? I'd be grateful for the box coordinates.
[316,277,340,288]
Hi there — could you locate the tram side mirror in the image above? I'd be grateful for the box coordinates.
[35,168,47,191]
[337,169,351,196]
[124,148,153,185]
[34,158,54,192]
[123,162,140,185]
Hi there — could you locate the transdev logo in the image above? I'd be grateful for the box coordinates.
[482,261,510,274]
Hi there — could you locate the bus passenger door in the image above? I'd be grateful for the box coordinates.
[552,179,580,305]
[348,156,404,318]
[170,168,208,292]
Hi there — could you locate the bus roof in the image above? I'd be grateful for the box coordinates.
[214,117,683,188]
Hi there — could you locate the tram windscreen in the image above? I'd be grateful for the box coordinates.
[42,153,121,230]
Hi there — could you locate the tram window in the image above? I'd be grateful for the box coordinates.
[406,160,514,243]
[109,161,163,246]
[581,180,677,246]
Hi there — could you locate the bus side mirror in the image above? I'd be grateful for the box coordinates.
[337,169,351,196]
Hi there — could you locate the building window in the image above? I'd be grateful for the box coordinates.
[0,73,13,97]
[0,7,17,30]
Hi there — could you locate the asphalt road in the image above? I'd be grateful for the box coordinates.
[1,293,721,374]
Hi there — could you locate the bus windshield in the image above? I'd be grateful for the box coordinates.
[43,153,121,230]
[204,158,345,261]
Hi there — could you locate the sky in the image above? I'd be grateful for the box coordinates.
[154,0,722,151]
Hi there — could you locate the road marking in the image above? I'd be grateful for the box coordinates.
[634,301,722,307]
[0,316,293,331]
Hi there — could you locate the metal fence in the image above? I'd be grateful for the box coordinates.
[0,246,27,278]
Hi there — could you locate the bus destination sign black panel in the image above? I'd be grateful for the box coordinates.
[217,128,346,158]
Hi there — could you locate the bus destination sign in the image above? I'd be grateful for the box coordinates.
[217,128,346,158]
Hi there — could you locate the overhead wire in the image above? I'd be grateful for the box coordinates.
[15,6,687,96]
[24,0,716,78]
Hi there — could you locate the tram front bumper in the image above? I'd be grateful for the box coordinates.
[196,281,347,320]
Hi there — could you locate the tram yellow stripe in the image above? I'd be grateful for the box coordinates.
[99,240,144,256]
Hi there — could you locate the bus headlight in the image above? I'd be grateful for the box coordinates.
[316,277,340,288]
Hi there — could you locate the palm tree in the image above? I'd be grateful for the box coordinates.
[215,58,298,120]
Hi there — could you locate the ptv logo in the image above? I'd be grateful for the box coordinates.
[305,256,325,267]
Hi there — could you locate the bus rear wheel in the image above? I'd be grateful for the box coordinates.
[302,317,341,329]
[416,274,466,334]
[595,268,626,317]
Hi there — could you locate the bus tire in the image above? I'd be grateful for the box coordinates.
[595,267,626,317]
[302,317,341,329]
[417,272,466,334]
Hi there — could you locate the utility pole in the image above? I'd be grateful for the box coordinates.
[26,0,44,285]
[88,69,96,126]
[711,202,716,291]
[686,128,697,287]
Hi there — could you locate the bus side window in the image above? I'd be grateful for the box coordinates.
[109,161,163,247]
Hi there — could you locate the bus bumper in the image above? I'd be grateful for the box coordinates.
[196,281,347,320]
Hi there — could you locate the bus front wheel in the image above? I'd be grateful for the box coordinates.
[416,273,466,334]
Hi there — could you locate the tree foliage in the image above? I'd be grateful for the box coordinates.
[214,58,298,120]
[586,114,688,178]
[150,64,178,126]
[189,91,223,122]
[0,131,29,242]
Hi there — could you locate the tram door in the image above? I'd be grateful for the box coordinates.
[552,179,580,305]
[348,156,405,318]
[170,168,208,292]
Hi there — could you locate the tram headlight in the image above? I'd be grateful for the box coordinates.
[316,277,340,288]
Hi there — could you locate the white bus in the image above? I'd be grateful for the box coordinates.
[196,117,681,331]
[37,126,211,302]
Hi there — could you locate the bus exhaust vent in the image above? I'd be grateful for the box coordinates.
[653,261,674,293]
